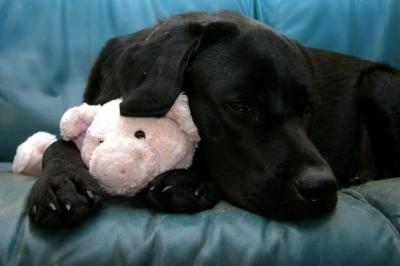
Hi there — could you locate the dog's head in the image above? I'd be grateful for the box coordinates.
[117,11,338,219]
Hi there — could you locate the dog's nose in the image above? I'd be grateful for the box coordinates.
[296,168,338,203]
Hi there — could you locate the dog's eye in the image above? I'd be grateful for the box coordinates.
[304,107,312,120]
[135,130,146,139]
[303,106,314,134]
[227,101,252,112]
[99,139,104,144]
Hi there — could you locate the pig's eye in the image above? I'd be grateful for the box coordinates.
[135,130,146,139]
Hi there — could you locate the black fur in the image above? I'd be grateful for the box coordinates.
[27,11,400,227]
[28,141,103,228]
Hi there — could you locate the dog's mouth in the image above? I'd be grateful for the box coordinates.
[217,167,339,220]
[237,188,338,220]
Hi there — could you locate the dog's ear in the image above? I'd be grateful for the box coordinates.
[117,21,239,117]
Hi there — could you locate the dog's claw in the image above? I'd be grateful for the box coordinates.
[142,169,220,213]
[194,188,202,198]
[162,185,173,192]
[32,205,37,215]
[86,190,94,199]
[65,204,71,211]
[49,203,57,211]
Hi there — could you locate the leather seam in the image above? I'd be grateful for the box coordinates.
[342,190,400,242]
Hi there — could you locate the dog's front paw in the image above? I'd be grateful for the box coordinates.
[140,169,220,213]
[27,171,103,229]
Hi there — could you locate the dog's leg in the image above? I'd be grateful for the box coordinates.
[27,140,103,228]
[140,169,220,213]
[359,66,400,179]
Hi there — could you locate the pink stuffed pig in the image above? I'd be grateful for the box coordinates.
[12,94,200,196]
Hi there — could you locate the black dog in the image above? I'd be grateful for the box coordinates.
[27,11,400,228]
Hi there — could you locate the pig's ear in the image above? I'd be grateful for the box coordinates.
[60,103,101,141]
[166,93,200,143]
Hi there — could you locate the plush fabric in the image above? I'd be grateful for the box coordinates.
[11,132,57,176]
[12,94,199,196]
[1,0,400,264]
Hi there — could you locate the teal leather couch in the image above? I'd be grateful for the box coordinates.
[1,0,400,265]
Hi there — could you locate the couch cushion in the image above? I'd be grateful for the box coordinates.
[351,179,400,232]
[1,164,399,265]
